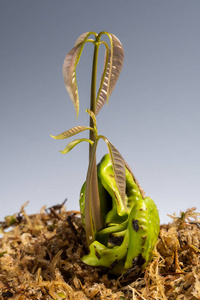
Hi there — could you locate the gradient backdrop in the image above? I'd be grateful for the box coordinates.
[1,1,200,224]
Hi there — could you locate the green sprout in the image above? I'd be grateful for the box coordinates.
[51,31,160,277]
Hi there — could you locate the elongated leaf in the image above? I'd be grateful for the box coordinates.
[60,138,93,154]
[74,32,95,47]
[108,34,124,96]
[84,140,103,245]
[62,45,81,118]
[96,33,124,115]
[50,126,93,140]
[102,138,126,207]
[86,109,97,131]
[95,43,110,113]
[63,32,93,118]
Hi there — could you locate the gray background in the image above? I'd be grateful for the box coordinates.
[1,0,200,224]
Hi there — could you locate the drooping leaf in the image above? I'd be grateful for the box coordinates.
[74,31,96,47]
[104,139,126,207]
[95,43,110,113]
[108,142,126,207]
[86,109,97,132]
[50,126,93,140]
[107,34,124,96]
[63,32,93,118]
[96,33,124,115]
[60,138,93,154]
[84,140,103,245]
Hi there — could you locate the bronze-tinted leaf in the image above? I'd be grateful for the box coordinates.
[60,138,93,154]
[74,32,95,47]
[86,109,97,131]
[63,32,93,118]
[50,126,93,140]
[96,33,124,115]
[108,34,124,96]
[105,139,126,207]
[84,141,103,245]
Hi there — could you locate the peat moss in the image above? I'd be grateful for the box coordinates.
[0,202,200,299]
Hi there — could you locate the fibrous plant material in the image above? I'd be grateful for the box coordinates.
[0,203,200,299]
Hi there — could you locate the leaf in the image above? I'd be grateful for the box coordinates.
[74,31,96,47]
[84,140,103,245]
[50,126,93,140]
[60,138,93,154]
[108,34,124,96]
[104,139,126,207]
[86,109,97,131]
[96,33,124,115]
[63,32,93,118]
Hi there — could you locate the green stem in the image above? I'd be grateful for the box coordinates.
[89,37,100,149]
[85,34,103,246]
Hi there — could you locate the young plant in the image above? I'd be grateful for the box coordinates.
[51,31,160,277]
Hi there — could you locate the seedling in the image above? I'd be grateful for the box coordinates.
[51,31,160,276]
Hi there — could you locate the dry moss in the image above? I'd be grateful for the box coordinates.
[0,202,200,300]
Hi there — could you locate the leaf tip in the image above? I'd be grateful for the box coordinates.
[59,149,65,154]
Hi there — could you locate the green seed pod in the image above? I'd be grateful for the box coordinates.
[80,154,160,276]
[81,231,129,269]
[124,197,160,274]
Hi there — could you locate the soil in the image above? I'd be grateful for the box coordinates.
[0,202,200,300]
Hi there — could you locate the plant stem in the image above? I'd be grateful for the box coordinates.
[85,34,103,245]
[89,38,100,148]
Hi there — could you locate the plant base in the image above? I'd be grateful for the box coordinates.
[0,203,200,299]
